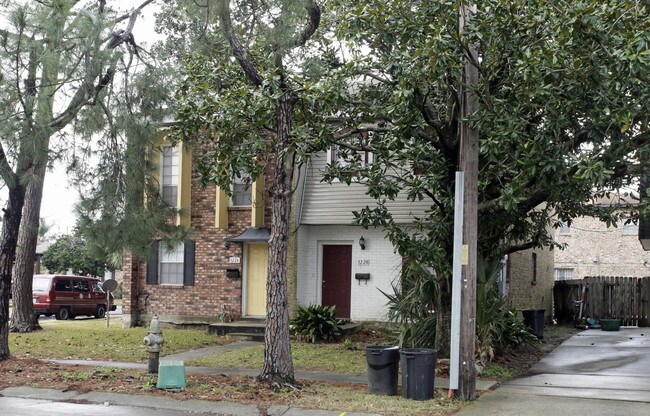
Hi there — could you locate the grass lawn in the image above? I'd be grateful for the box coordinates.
[187,342,368,374]
[9,318,229,362]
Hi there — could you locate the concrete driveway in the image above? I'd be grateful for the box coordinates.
[456,327,650,416]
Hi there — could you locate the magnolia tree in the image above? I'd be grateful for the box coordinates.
[318,0,650,352]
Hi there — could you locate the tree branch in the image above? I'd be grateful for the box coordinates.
[50,1,149,130]
[217,0,264,87]
[0,142,18,188]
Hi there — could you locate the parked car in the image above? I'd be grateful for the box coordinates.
[32,274,116,320]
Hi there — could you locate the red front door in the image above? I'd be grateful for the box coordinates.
[322,245,352,319]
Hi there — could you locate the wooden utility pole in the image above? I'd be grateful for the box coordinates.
[456,1,479,400]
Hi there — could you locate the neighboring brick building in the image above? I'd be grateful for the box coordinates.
[506,248,554,319]
[554,215,650,280]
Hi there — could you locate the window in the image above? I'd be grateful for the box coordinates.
[559,221,571,235]
[232,175,252,207]
[327,145,374,168]
[73,280,90,292]
[147,240,195,286]
[161,145,179,207]
[54,279,72,292]
[622,218,639,235]
[531,253,537,285]
[159,243,185,284]
[92,281,102,292]
[554,268,574,281]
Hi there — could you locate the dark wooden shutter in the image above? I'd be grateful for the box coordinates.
[146,240,159,285]
[183,240,195,286]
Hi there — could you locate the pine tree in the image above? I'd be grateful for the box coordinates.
[0,0,156,359]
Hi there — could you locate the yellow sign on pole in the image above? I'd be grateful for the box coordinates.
[461,244,469,266]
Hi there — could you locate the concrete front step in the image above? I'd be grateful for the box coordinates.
[209,320,265,336]
[226,332,265,342]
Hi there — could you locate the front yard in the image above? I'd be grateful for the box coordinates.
[3,319,465,415]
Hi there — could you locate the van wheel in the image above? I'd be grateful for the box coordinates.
[95,305,106,319]
[56,307,70,320]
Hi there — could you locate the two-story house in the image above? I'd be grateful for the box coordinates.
[122,136,554,326]
[293,149,554,321]
[121,131,273,327]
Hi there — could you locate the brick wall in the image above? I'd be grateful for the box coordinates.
[506,247,554,320]
[122,161,276,327]
[555,216,650,279]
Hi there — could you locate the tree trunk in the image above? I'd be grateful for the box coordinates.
[10,165,47,333]
[258,91,296,385]
[0,185,27,360]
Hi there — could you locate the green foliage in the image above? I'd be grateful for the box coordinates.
[73,66,189,264]
[475,255,536,365]
[9,318,228,362]
[41,233,107,277]
[188,340,368,375]
[290,305,342,343]
[381,261,438,349]
[481,363,513,379]
[326,0,650,265]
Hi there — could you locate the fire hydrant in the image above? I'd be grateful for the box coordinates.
[143,314,164,373]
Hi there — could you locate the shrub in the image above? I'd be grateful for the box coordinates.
[290,305,342,343]
[381,261,439,349]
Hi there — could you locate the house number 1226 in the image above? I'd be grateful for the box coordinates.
[358,259,370,266]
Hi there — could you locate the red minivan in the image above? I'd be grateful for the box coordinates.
[32,275,116,320]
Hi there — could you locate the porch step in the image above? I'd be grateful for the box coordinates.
[209,320,265,336]
[226,332,265,342]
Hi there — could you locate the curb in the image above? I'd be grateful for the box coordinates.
[0,386,381,416]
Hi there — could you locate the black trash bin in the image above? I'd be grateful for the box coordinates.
[400,348,436,400]
[365,346,399,395]
[522,309,545,339]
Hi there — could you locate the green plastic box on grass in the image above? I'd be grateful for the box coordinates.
[157,360,187,389]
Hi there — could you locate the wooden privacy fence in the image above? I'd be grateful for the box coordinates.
[554,276,649,327]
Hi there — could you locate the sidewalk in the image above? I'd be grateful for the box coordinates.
[47,340,497,391]
[454,327,650,416]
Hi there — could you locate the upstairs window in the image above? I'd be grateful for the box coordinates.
[161,145,179,207]
[232,175,252,207]
[559,221,571,235]
[622,218,639,235]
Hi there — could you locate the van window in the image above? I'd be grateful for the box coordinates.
[34,277,52,292]
[73,280,90,292]
[92,281,103,292]
[54,279,72,292]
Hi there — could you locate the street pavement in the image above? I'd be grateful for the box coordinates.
[455,327,650,416]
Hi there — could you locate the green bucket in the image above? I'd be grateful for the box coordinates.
[600,319,621,331]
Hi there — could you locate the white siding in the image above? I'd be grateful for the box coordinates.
[296,225,402,321]
[299,153,431,224]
